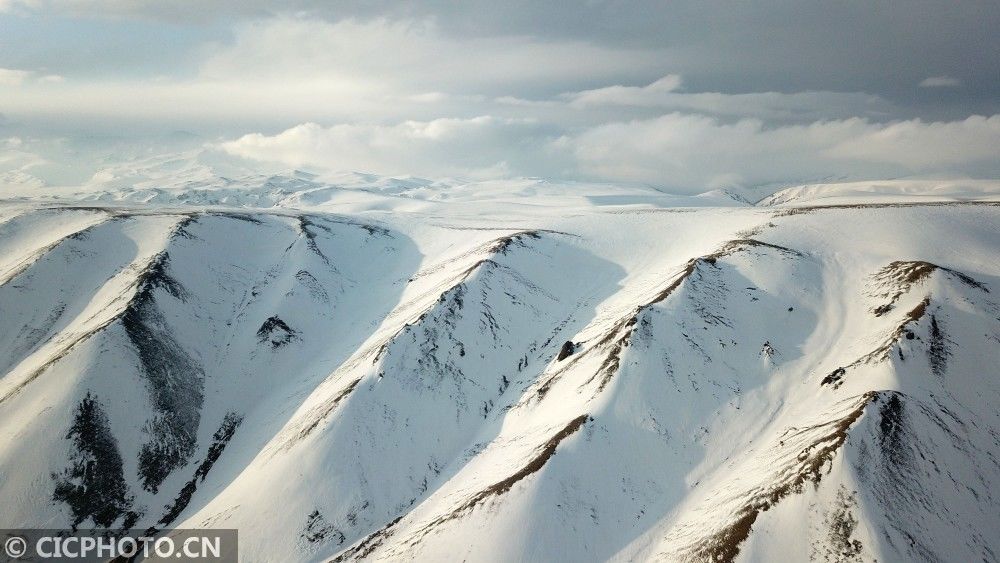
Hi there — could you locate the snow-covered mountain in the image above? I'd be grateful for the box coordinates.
[1,172,999,562]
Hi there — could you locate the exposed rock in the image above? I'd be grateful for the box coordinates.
[52,393,139,530]
[556,340,576,361]
[257,315,298,348]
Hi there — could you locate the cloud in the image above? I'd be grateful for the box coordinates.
[0,67,64,86]
[494,96,558,108]
[564,75,683,107]
[1,9,997,190]
[919,76,961,88]
[0,0,37,12]
[0,16,669,129]
[219,112,1000,191]
[827,114,1000,166]
[0,13,986,132]
[8,1,998,120]
[0,0,246,19]
[0,68,33,86]
[561,114,865,188]
[200,17,662,95]
[560,113,1000,189]
[219,116,565,179]
[559,75,892,120]
[0,77,395,129]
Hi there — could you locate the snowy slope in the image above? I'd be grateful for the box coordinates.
[758,179,1000,207]
[0,172,999,563]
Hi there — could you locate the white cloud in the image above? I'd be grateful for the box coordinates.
[827,114,1000,166]
[0,68,33,86]
[564,74,682,107]
[0,67,65,87]
[0,16,668,128]
[494,96,558,108]
[200,17,662,94]
[0,13,994,191]
[219,116,564,179]
[560,75,891,120]
[0,0,36,12]
[561,113,1000,189]
[561,113,860,188]
[220,112,1000,191]
[406,92,449,104]
[919,76,961,88]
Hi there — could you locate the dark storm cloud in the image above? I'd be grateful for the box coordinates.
[351,0,1000,118]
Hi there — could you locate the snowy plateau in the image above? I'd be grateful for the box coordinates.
[1,162,999,563]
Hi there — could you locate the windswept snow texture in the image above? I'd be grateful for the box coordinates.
[0,174,999,562]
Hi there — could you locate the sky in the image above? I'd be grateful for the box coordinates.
[1,0,998,192]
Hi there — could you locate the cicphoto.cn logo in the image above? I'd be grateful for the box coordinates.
[2,529,237,562]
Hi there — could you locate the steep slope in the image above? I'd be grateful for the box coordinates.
[0,209,421,532]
